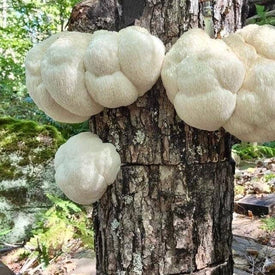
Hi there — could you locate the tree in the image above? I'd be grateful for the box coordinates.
[0,0,78,97]
[68,0,248,274]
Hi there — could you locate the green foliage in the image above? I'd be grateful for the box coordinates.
[263,173,275,182]
[50,120,90,140]
[24,194,94,266]
[263,141,275,148]
[255,4,265,18]
[261,217,275,232]
[0,228,12,237]
[0,228,12,249]
[0,92,90,139]
[232,143,275,160]
[0,0,79,97]
[234,185,245,196]
[247,5,275,26]
[0,1,91,138]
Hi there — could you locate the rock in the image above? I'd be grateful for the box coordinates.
[0,117,65,243]
[232,214,270,244]
[0,261,15,275]
[270,163,275,172]
[263,257,275,273]
[233,268,250,275]
[252,181,271,193]
[234,194,275,216]
[233,235,275,274]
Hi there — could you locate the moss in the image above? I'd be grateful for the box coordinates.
[32,149,56,165]
[0,117,65,148]
[0,160,16,179]
[17,158,29,166]
[0,116,65,180]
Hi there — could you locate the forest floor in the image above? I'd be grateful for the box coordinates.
[233,157,275,274]
[1,159,274,275]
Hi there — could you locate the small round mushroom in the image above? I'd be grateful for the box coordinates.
[161,28,246,131]
[25,32,104,123]
[54,132,121,205]
[84,26,165,108]
[223,24,275,142]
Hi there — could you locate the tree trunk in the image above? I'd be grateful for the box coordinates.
[68,0,247,274]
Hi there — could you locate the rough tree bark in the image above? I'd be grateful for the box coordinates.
[68,1,247,274]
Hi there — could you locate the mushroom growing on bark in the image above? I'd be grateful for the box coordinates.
[25,32,103,123]
[25,26,165,122]
[85,26,165,108]
[223,24,275,142]
[161,25,275,142]
[161,28,246,131]
[54,132,121,205]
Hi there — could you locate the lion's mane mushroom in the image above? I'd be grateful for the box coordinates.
[84,26,165,108]
[26,26,165,123]
[161,25,275,142]
[222,24,275,142]
[54,132,121,205]
[161,28,246,131]
[25,32,103,123]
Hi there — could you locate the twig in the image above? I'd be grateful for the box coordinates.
[0,242,24,254]
[28,262,44,275]
[246,10,275,24]
[245,255,265,275]
[1,242,24,247]
[19,255,38,274]
[0,247,19,254]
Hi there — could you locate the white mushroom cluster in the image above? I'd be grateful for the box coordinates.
[85,27,165,108]
[54,132,121,205]
[161,25,275,142]
[222,24,275,142]
[25,32,102,123]
[25,27,165,123]
[161,28,245,131]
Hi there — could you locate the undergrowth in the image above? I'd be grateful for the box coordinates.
[261,217,275,232]
[254,5,275,26]
[232,142,275,160]
[21,194,94,267]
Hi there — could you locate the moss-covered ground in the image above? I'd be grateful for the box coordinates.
[0,117,66,242]
[0,117,65,170]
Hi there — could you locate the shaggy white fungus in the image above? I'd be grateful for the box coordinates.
[54,132,121,205]
[223,24,275,142]
[26,26,165,122]
[161,28,245,131]
[85,26,165,108]
[161,25,275,142]
[25,32,103,123]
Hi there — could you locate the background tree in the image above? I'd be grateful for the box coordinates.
[0,0,89,137]
[68,0,247,274]
[0,0,78,98]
